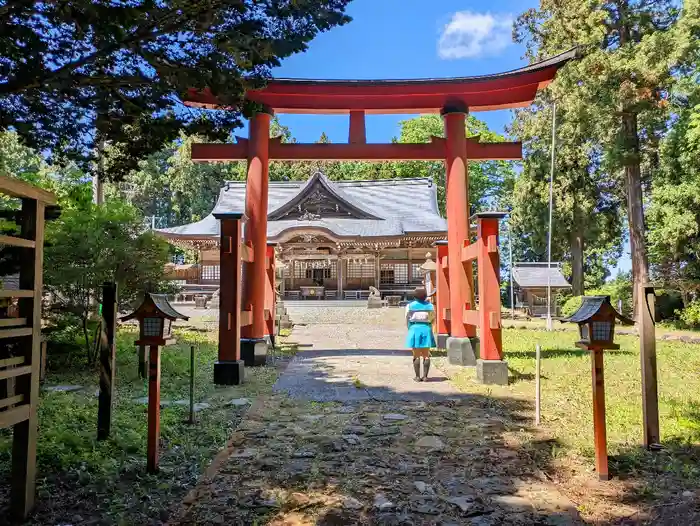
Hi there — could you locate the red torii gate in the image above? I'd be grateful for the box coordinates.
[188,48,576,385]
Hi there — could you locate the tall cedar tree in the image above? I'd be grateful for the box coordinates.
[514,0,695,312]
[0,0,351,181]
[508,96,623,294]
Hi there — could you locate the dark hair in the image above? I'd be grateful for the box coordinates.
[413,287,427,302]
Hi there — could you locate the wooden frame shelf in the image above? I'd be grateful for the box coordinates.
[0,318,28,328]
[0,365,33,381]
[0,289,34,298]
[0,328,33,339]
[0,394,24,410]
[0,174,55,520]
[0,356,26,368]
[0,405,30,429]
[0,234,36,248]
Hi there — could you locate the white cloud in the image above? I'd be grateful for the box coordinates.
[438,11,513,60]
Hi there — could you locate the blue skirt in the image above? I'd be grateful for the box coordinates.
[406,323,436,349]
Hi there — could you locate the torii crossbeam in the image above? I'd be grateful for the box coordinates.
[188,48,577,386]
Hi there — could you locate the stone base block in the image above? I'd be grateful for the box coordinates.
[367,298,383,309]
[437,333,449,351]
[213,360,245,385]
[447,337,479,366]
[476,359,509,385]
[241,338,267,367]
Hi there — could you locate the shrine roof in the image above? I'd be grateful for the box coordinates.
[156,174,446,241]
[512,262,571,289]
[186,48,578,114]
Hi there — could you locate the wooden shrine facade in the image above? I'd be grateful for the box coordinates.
[158,174,445,301]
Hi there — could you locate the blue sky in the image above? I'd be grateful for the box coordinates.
[259,0,632,275]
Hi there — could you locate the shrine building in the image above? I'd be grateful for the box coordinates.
[157,171,445,300]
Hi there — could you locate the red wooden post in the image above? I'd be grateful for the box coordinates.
[474,212,508,384]
[349,111,366,144]
[213,213,245,384]
[241,109,271,366]
[591,347,610,480]
[435,241,450,350]
[147,344,161,473]
[443,105,480,367]
[442,107,476,339]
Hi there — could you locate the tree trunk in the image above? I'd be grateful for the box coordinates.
[570,194,585,295]
[622,112,650,319]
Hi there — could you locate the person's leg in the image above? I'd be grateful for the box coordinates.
[421,348,431,380]
[411,349,422,381]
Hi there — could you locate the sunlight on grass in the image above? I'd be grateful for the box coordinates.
[0,326,282,524]
[448,328,700,482]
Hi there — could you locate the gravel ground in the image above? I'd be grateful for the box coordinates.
[169,305,584,525]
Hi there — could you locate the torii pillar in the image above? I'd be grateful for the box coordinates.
[240,108,272,366]
[443,105,479,366]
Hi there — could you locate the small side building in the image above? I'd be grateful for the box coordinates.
[512,262,571,317]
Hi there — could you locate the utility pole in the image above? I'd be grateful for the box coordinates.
[92,138,107,205]
[546,102,557,331]
[509,219,515,320]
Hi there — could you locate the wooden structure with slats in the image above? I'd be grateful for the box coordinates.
[0,174,56,520]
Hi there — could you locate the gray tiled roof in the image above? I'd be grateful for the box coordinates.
[564,296,609,322]
[158,174,446,239]
[512,263,571,288]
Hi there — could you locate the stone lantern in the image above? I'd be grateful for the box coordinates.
[421,252,437,299]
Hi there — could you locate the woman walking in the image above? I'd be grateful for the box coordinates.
[405,286,436,381]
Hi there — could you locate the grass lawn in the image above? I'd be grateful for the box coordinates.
[445,327,700,521]
[0,326,290,525]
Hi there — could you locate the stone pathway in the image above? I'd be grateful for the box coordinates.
[170,311,582,525]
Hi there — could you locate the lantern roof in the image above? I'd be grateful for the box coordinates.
[563,295,633,325]
[421,257,437,271]
[121,293,189,322]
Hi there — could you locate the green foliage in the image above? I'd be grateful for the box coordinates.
[561,295,584,318]
[560,273,633,318]
[508,99,624,292]
[513,0,700,298]
[678,300,700,328]
[390,115,516,215]
[108,133,240,227]
[0,1,351,180]
[647,69,700,301]
[43,200,171,360]
[117,115,516,228]
[0,327,280,524]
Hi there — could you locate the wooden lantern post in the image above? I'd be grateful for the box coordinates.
[562,295,633,480]
[121,294,188,473]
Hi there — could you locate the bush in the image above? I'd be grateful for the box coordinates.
[655,290,684,321]
[679,300,700,328]
[43,200,172,363]
[561,295,584,317]
[560,274,634,318]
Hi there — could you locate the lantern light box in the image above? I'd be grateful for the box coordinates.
[564,295,633,351]
[121,293,189,347]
